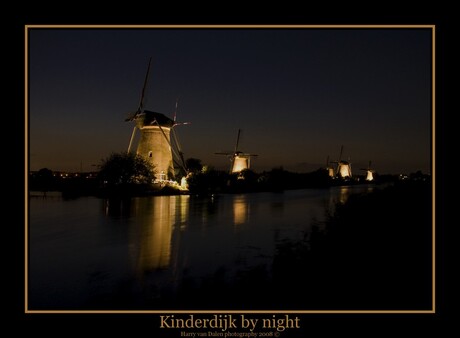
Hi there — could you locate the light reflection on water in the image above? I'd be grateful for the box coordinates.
[29,185,375,309]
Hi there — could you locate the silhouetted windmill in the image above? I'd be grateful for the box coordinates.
[360,161,375,181]
[331,145,352,179]
[125,58,188,181]
[215,129,258,174]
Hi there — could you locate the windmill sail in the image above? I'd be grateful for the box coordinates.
[126,57,152,122]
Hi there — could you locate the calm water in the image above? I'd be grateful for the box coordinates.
[29,186,375,310]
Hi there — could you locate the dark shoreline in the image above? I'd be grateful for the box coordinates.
[29,167,429,199]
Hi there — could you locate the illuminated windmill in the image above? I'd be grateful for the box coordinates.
[125,58,188,182]
[331,145,352,179]
[325,155,335,178]
[360,161,375,181]
[215,129,258,174]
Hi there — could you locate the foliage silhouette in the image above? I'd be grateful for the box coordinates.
[97,152,156,196]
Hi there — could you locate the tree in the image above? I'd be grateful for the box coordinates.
[185,158,203,173]
[97,152,155,188]
[32,168,55,192]
[186,167,229,195]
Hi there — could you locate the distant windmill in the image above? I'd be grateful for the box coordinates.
[215,129,258,174]
[331,145,352,179]
[125,58,188,181]
[325,155,335,178]
[360,161,375,181]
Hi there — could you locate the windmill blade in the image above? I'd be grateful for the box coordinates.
[125,111,138,122]
[152,119,190,179]
[339,145,344,162]
[138,57,152,113]
[234,129,241,153]
[125,57,152,122]
[171,127,187,171]
[215,152,233,155]
[173,97,179,122]
[127,126,137,153]
[171,99,192,126]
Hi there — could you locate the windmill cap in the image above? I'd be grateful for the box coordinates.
[141,110,175,127]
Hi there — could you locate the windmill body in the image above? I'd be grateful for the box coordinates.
[337,161,352,178]
[361,161,375,182]
[325,156,335,178]
[232,152,251,173]
[135,111,175,181]
[365,170,374,181]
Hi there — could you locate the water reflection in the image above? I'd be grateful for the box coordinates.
[30,186,383,309]
[327,186,353,209]
[233,195,250,226]
[175,195,189,230]
[103,196,190,273]
[103,198,133,218]
[133,196,189,272]
[139,197,172,270]
[338,186,351,205]
[189,195,219,226]
[327,185,376,214]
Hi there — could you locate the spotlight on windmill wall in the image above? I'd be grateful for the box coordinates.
[360,161,375,182]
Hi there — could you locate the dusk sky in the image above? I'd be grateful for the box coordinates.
[29,27,432,174]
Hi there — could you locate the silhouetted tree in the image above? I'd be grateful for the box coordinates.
[97,152,155,188]
[186,158,203,173]
[187,167,229,195]
[32,168,55,192]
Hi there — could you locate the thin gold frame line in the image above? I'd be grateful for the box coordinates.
[24,25,29,313]
[25,24,435,29]
[24,25,435,314]
[26,310,436,314]
[431,26,436,313]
